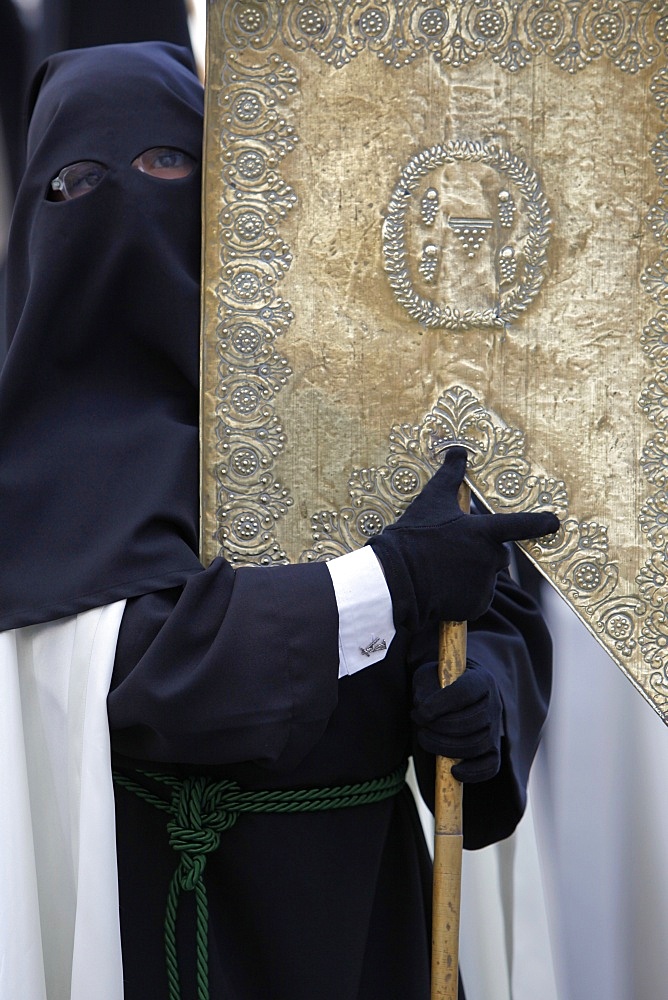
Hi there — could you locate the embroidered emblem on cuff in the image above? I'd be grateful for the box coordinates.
[360,636,387,657]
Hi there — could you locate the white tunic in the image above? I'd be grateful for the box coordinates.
[0,603,126,1000]
[0,549,393,1000]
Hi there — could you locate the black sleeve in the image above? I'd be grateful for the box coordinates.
[411,566,552,850]
[108,558,340,771]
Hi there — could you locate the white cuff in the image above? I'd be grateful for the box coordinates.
[326,547,396,678]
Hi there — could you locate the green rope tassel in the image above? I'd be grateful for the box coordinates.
[114,764,407,1000]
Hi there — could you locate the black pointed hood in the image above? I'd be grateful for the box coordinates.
[0,42,205,628]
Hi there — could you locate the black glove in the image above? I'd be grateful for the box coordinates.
[412,659,503,783]
[367,446,559,630]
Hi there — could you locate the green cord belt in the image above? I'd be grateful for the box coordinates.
[113,763,407,1000]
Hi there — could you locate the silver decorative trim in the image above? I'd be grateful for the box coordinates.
[209,0,668,715]
[382,141,551,329]
[213,50,299,564]
[220,1,668,75]
[301,385,655,700]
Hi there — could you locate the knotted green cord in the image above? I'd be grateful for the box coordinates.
[114,764,407,1000]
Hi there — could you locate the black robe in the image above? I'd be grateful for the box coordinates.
[2,42,552,999]
[110,560,551,1000]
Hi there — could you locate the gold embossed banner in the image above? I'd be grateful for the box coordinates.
[200,0,668,723]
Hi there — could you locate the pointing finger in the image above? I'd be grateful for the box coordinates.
[485,510,560,544]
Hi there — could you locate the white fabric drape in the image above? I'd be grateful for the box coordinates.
[0,602,126,1000]
[459,586,668,1000]
[458,785,558,999]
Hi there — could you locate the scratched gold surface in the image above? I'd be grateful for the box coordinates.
[201,1,668,721]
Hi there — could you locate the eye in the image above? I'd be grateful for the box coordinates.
[49,161,107,201]
[131,146,197,180]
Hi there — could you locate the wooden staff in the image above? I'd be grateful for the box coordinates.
[431,482,470,1000]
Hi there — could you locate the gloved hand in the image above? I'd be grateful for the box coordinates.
[367,446,559,630]
[412,659,503,783]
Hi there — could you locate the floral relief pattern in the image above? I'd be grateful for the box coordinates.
[637,550,668,606]
[218,0,668,74]
[640,38,668,709]
[302,385,645,661]
[207,0,668,716]
[211,51,299,563]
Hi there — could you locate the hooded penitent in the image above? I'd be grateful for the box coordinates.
[0,42,204,629]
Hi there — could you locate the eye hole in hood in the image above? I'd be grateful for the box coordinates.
[131,146,197,180]
[48,146,198,201]
[48,160,107,201]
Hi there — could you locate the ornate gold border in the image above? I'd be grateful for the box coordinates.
[215,0,668,74]
[301,386,658,710]
[203,0,668,718]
